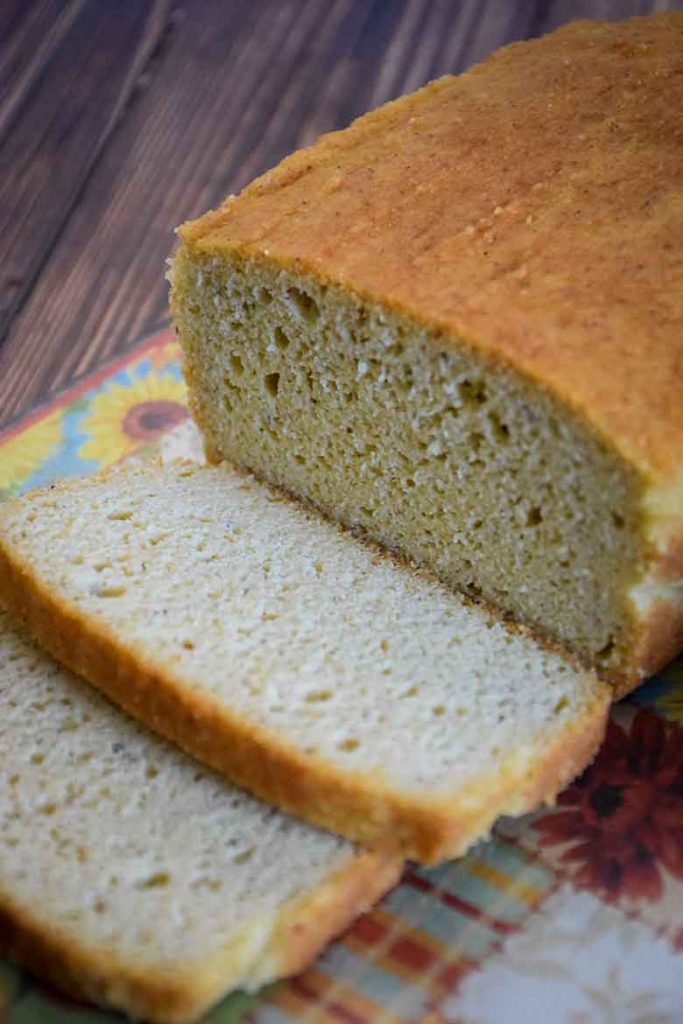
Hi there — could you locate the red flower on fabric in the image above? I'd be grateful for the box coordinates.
[534,710,683,902]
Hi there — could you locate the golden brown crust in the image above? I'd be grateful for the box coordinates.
[253,850,402,989]
[0,526,608,865]
[176,14,683,690]
[179,14,683,490]
[0,887,211,1024]
[613,596,683,698]
[0,851,399,1024]
[656,527,683,584]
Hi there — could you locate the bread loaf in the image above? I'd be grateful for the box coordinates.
[170,14,683,695]
[0,461,608,863]
[0,609,399,1024]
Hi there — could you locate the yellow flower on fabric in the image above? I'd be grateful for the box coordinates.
[78,372,188,468]
[0,410,63,492]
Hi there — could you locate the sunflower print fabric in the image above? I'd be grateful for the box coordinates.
[78,371,188,467]
[0,408,63,493]
[0,328,682,1024]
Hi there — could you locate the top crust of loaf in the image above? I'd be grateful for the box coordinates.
[178,14,683,494]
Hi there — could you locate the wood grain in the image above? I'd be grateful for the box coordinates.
[0,0,76,142]
[0,0,171,343]
[0,0,677,427]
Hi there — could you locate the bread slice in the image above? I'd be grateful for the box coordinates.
[0,461,608,863]
[0,608,400,1024]
[169,13,683,696]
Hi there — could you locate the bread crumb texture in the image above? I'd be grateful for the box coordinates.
[171,14,683,690]
[0,609,398,1023]
[0,463,607,862]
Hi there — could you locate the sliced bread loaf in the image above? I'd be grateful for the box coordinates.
[0,461,608,863]
[169,13,683,695]
[0,608,400,1024]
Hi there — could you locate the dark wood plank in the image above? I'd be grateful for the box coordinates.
[0,0,81,142]
[0,0,676,426]
[0,0,171,341]
[531,0,667,34]
[0,0,534,423]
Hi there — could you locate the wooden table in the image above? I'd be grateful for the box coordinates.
[0,0,677,428]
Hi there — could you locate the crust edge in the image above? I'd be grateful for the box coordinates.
[0,511,608,864]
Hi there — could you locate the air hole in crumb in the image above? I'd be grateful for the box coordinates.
[380,639,389,653]
[230,354,244,376]
[526,506,543,527]
[596,637,615,662]
[258,288,273,305]
[182,640,195,651]
[469,431,484,453]
[31,753,45,765]
[611,511,625,530]
[146,764,159,779]
[294,453,305,465]
[338,738,359,752]
[273,326,290,350]
[264,372,280,397]
[432,705,446,717]
[139,872,170,889]
[234,847,255,865]
[287,287,319,322]
[107,510,133,521]
[93,584,127,598]
[459,379,487,407]
[402,686,420,698]
[94,899,108,914]
[554,697,569,714]
[488,411,510,444]
[306,690,332,703]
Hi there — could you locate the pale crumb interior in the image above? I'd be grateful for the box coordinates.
[2,464,597,802]
[172,252,643,673]
[0,609,354,967]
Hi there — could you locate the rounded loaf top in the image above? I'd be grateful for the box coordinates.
[179,14,683,488]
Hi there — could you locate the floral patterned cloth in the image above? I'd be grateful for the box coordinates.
[0,328,681,1024]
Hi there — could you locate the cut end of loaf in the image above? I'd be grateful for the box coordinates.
[169,12,683,691]
[170,247,648,686]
